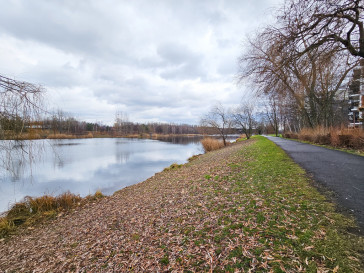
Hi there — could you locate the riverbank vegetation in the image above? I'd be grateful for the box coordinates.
[201,137,225,152]
[1,137,362,271]
[0,191,104,239]
[233,0,364,149]
[284,126,364,152]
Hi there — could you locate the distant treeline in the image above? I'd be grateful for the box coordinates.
[2,111,238,138]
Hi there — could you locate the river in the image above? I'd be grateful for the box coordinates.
[0,137,205,213]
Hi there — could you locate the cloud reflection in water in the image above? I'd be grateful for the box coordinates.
[0,137,202,213]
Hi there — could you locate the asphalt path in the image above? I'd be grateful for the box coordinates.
[266,136,364,233]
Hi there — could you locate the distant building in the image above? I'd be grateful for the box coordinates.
[348,60,364,128]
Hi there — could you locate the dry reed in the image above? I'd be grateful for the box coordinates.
[201,137,225,152]
[284,126,364,149]
[0,191,104,238]
[47,133,76,139]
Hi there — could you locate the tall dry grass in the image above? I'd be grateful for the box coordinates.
[46,132,94,139]
[1,191,104,238]
[201,137,225,152]
[47,133,76,139]
[284,126,364,149]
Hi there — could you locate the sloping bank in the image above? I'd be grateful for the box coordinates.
[0,136,363,272]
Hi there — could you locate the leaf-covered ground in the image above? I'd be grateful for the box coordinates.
[0,136,363,272]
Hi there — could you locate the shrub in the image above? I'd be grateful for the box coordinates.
[163,163,183,171]
[187,154,201,162]
[283,132,298,139]
[93,190,104,199]
[285,126,364,150]
[201,138,225,152]
[337,127,364,149]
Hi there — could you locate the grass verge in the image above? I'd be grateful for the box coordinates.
[190,136,363,271]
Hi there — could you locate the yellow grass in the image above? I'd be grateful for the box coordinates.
[47,133,76,139]
[285,126,364,149]
[46,132,93,139]
[77,132,94,138]
[0,191,105,238]
[201,137,225,152]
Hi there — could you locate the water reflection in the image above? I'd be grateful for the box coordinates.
[155,135,240,145]
[0,137,202,213]
[155,136,204,145]
[0,140,45,183]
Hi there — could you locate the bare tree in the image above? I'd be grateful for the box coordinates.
[0,75,44,138]
[239,27,358,128]
[200,103,233,146]
[0,74,45,178]
[232,101,255,139]
[265,94,281,137]
[114,111,130,135]
[281,0,364,59]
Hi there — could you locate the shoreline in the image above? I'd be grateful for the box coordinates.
[1,137,363,271]
[0,135,206,216]
[3,132,208,141]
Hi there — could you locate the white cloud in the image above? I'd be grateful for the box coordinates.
[0,0,283,125]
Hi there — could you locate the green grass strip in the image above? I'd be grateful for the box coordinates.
[224,136,364,272]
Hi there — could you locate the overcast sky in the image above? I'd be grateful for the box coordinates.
[0,0,282,125]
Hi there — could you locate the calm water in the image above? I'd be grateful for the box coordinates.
[0,137,203,213]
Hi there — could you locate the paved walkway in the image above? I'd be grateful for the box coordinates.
[266,136,364,232]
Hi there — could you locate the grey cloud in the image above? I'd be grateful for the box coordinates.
[157,43,197,65]
[0,0,283,125]
[159,62,205,80]
[23,63,83,87]
[0,2,96,53]
[157,43,206,80]
[0,1,136,63]
[92,77,179,108]
[91,73,210,115]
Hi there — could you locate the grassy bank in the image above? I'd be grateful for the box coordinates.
[0,137,362,271]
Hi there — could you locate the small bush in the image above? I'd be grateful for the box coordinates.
[93,190,104,199]
[201,138,225,152]
[164,163,183,171]
[283,132,298,139]
[85,190,105,202]
[236,134,248,142]
[187,154,201,162]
